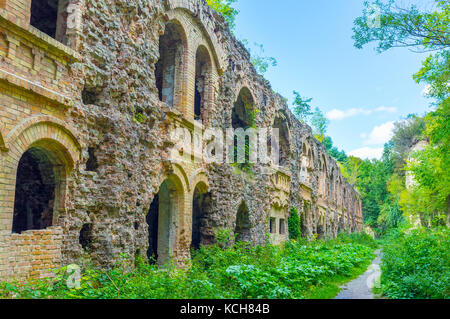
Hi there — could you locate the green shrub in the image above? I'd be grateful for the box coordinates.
[380,227,450,299]
[288,207,301,240]
[0,233,376,299]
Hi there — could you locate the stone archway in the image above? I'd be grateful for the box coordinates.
[155,19,188,108]
[12,147,61,233]
[194,45,212,121]
[235,201,251,243]
[146,175,185,265]
[191,181,211,252]
[0,119,81,233]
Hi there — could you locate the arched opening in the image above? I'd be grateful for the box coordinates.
[232,87,255,129]
[235,201,251,242]
[194,46,212,121]
[301,200,310,237]
[319,156,327,197]
[232,87,255,166]
[12,147,64,234]
[272,116,290,167]
[316,217,324,239]
[300,143,310,183]
[30,0,68,43]
[146,177,182,265]
[191,183,211,252]
[155,20,186,107]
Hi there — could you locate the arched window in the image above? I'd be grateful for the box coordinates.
[191,183,211,251]
[300,143,311,183]
[146,177,184,265]
[272,116,290,167]
[30,0,68,43]
[232,87,255,166]
[235,201,251,242]
[194,46,212,121]
[319,155,327,197]
[232,87,254,129]
[12,147,64,233]
[155,21,187,107]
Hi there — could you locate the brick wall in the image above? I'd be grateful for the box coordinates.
[0,227,63,280]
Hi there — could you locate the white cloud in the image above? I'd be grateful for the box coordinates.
[326,106,397,120]
[375,106,397,113]
[326,108,371,120]
[363,121,395,145]
[349,147,384,160]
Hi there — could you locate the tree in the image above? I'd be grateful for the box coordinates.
[291,91,313,122]
[241,40,278,75]
[353,0,450,102]
[390,114,427,173]
[322,136,348,164]
[206,0,239,31]
[310,107,329,142]
[339,156,362,186]
[353,0,450,229]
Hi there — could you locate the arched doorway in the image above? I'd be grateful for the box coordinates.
[272,116,290,167]
[232,87,256,167]
[146,177,183,265]
[194,46,212,121]
[191,183,211,252]
[12,147,64,233]
[235,201,251,242]
[155,20,187,107]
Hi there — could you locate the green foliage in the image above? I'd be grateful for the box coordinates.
[288,207,301,241]
[414,50,450,103]
[380,227,450,299]
[353,0,449,102]
[390,114,427,173]
[206,0,239,31]
[322,136,348,164]
[310,107,329,142]
[291,91,313,122]
[241,40,278,75]
[0,235,376,299]
[338,156,362,186]
[353,0,449,53]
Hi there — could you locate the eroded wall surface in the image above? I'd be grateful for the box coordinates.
[0,0,363,280]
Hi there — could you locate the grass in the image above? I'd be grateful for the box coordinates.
[0,232,378,299]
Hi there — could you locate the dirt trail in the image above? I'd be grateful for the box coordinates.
[334,249,382,299]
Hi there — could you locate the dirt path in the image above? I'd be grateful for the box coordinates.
[334,249,382,299]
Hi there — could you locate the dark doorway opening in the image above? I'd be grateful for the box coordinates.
[146,194,159,263]
[155,21,186,107]
[79,223,93,250]
[30,0,59,39]
[191,186,211,252]
[235,201,251,242]
[194,46,211,121]
[12,148,56,234]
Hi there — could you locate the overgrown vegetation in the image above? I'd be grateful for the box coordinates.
[0,233,376,299]
[380,227,450,299]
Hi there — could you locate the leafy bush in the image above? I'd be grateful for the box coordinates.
[0,233,375,299]
[380,227,450,299]
[288,207,301,241]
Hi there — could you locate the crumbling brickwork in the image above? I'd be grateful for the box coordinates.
[0,0,363,280]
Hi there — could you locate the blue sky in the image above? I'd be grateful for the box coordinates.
[233,0,433,159]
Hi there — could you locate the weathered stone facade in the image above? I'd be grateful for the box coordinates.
[0,0,362,280]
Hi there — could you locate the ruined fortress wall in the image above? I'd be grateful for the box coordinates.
[0,0,362,280]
